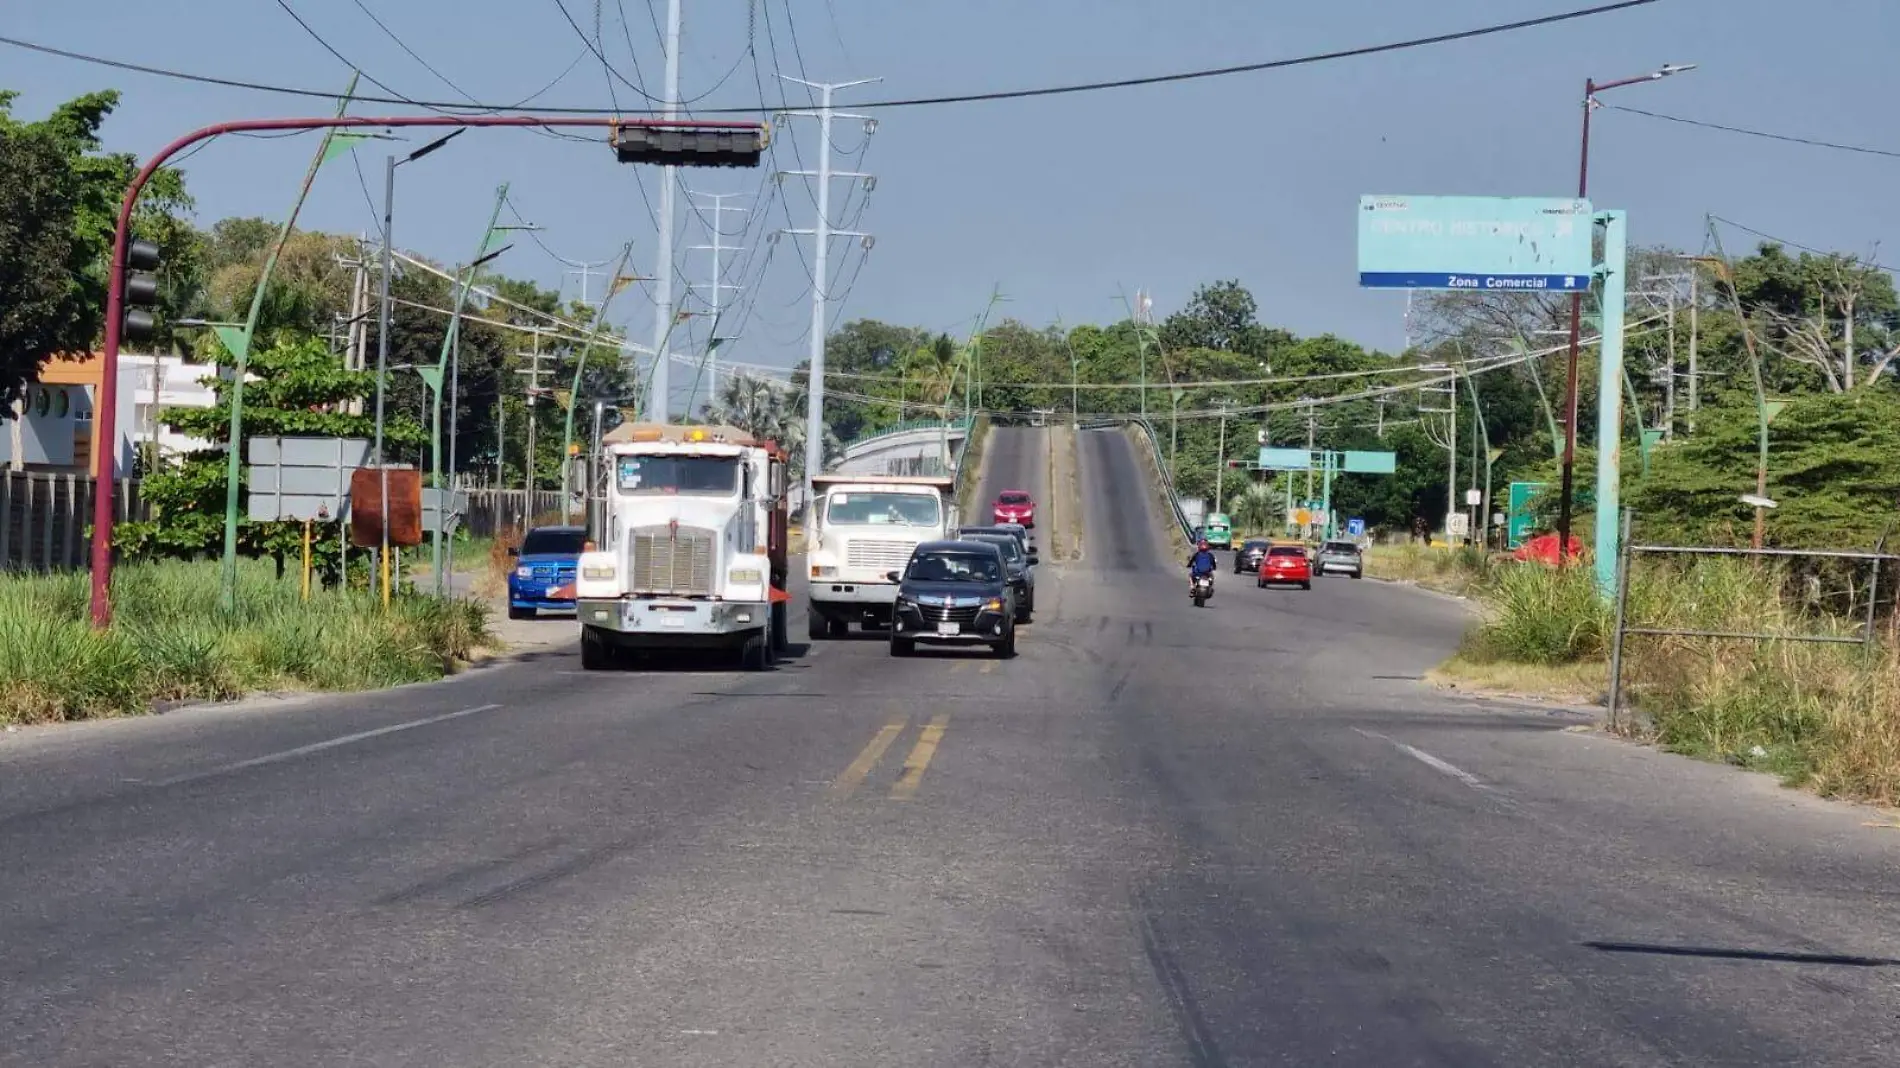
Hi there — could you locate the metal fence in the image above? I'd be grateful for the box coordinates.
[1607,512,1899,730]
[459,487,569,539]
[2,472,147,573]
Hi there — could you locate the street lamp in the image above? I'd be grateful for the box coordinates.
[372,128,465,608]
[1554,62,1696,568]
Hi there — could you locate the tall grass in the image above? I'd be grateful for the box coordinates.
[1456,557,1900,801]
[0,560,493,725]
[1364,543,1494,595]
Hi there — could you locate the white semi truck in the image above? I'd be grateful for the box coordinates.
[572,422,791,671]
[804,473,957,639]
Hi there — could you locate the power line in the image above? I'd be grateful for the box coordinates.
[1708,215,1897,273]
[268,0,411,99]
[552,0,666,103]
[0,1,1659,113]
[1605,103,1900,161]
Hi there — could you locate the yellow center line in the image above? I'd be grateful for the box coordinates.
[890,713,951,801]
[828,717,908,799]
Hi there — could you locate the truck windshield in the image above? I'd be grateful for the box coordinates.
[826,491,941,527]
[616,455,740,496]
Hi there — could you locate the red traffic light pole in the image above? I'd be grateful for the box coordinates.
[87,113,767,627]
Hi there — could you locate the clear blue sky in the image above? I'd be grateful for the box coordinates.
[8,0,1898,400]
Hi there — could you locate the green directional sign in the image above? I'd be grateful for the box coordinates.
[1507,481,1546,549]
[1341,450,1397,474]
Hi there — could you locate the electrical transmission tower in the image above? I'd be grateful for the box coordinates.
[685,191,749,414]
[775,74,881,505]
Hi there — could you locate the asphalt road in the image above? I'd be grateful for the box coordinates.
[4,428,1899,1066]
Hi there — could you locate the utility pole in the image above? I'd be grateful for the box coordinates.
[336,242,371,416]
[686,190,749,414]
[1447,378,1458,542]
[646,0,684,423]
[1215,402,1229,512]
[1304,401,1317,503]
[513,327,556,520]
[559,256,614,309]
[1687,269,1700,435]
[776,74,881,507]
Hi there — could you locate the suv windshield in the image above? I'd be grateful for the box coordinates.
[906,551,1002,583]
[520,528,586,555]
[1322,542,1359,554]
[827,491,942,526]
[967,535,1023,565]
[616,455,740,496]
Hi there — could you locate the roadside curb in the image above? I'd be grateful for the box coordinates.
[1360,574,1479,608]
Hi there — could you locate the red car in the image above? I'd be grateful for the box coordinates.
[1257,544,1312,590]
[992,490,1036,528]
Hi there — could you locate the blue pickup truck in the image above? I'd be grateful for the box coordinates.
[507,525,587,619]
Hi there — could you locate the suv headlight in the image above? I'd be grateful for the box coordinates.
[983,597,1006,613]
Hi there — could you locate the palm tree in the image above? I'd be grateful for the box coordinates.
[708,372,841,480]
[1228,480,1280,535]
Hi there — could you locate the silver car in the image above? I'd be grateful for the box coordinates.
[1315,540,1364,579]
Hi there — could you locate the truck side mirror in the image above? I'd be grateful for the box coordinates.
[885,570,901,582]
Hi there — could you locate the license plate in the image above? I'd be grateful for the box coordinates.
[662,615,686,628]
[936,621,961,636]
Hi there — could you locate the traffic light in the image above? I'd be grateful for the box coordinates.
[611,123,767,168]
[121,238,162,343]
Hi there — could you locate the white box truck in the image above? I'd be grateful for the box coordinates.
[804,473,957,639]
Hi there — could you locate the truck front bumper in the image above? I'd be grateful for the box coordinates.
[577,597,769,644]
[809,580,899,607]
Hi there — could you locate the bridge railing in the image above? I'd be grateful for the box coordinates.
[1127,418,1196,544]
[841,417,972,452]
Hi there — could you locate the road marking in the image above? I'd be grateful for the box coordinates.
[152,704,505,788]
[949,661,967,674]
[979,661,995,675]
[828,717,908,798]
[1354,728,1490,791]
[890,713,950,800]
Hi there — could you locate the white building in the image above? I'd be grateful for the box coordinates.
[121,353,219,460]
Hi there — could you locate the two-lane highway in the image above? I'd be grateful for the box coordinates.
[3,427,1897,1066]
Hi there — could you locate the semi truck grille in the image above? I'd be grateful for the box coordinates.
[628,525,716,595]
[846,538,917,572]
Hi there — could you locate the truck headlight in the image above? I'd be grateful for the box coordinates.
[811,564,837,578]
[581,564,616,581]
[729,567,763,585]
[514,566,532,580]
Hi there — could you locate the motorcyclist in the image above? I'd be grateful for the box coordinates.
[1186,538,1218,592]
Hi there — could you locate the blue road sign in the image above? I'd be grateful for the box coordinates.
[1357,195,1593,291]
[1346,518,1366,538]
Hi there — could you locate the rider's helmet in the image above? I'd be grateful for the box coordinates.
[1197,539,1210,550]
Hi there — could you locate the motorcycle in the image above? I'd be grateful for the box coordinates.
[1190,572,1214,608]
